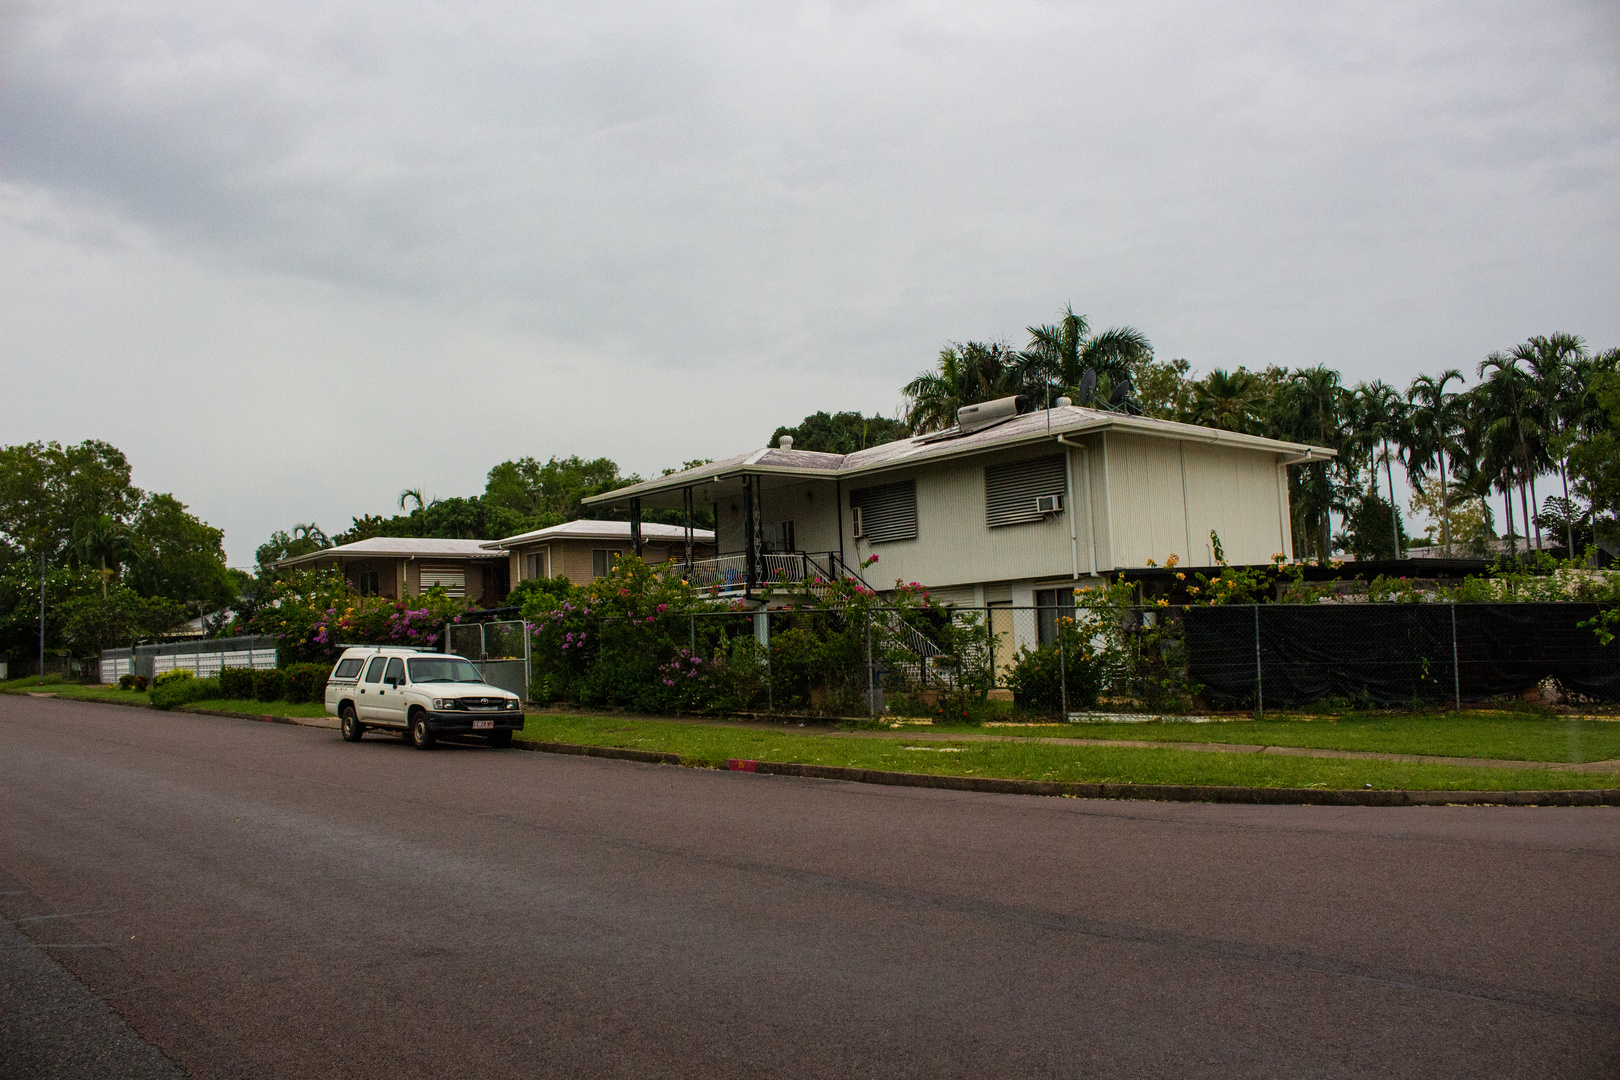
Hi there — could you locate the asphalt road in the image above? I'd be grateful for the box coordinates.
[2,695,1617,1079]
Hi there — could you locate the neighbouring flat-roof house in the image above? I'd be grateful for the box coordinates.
[484,520,717,587]
[273,537,511,605]
[582,399,1334,655]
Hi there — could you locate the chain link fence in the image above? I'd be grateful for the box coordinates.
[520,601,1619,717]
[446,619,530,700]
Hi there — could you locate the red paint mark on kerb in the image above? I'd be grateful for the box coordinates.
[728,759,759,772]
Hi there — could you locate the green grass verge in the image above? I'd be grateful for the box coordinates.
[0,681,329,719]
[180,698,331,719]
[952,713,1620,763]
[1,680,139,702]
[519,713,1616,791]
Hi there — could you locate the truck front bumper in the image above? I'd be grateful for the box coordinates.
[424,710,525,734]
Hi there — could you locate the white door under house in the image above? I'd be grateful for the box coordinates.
[419,566,466,596]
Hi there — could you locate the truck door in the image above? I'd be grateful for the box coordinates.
[372,656,410,727]
[356,656,389,721]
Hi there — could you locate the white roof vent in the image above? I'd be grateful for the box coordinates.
[778,435,793,450]
[956,395,1023,434]
[1054,396,1072,408]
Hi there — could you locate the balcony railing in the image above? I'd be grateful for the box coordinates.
[683,552,829,594]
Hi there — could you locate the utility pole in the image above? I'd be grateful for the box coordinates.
[39,550,46,685]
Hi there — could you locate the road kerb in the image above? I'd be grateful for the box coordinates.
[507,737,1620,807]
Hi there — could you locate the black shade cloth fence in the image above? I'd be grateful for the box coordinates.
[1185,603,1619,708]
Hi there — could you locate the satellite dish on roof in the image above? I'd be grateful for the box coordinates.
[1109,379,1133,408]
[1078,369,1097,406]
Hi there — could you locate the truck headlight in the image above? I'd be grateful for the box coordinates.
[432,698,454,710]
[506,699,519,710]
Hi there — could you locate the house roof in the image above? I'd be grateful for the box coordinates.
[273,536,508,569]
[584,404,1336,508]
[483,519,717,549]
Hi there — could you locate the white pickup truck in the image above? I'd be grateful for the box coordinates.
[324,646,523,750]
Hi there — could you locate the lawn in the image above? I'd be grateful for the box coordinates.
[517,713,1617,791]
[0,680,329,719]
[0,679,141,704]
[954,712,1620,763]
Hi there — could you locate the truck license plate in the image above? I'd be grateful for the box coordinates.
[472,720,494,730]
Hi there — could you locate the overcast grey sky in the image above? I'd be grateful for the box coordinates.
[2,0,1616,565]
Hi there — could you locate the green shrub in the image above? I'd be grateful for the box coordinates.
[152,669,195,688]
[218,667,256,699]
[254,668,287,702]
[150,676,221,711]
[118,674,137,690]
[1004,628,1102,717]
[282,662,329,704]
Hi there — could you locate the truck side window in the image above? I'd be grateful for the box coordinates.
[384,657,406,685]
[364,658,388,683]
[333,658,364,680]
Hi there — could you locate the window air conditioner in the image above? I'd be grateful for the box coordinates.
[851,506,865,537]
[1035,494,1063,514]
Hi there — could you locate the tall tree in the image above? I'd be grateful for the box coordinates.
[1511,333,1586,554]
[902,341,1021,433]
[1269,366,1349,561]
[125,494,236,611]
[256,524,331,571]
[1019,305,1152,404]
[66,514,136,599]
[1405,370,1466,557]
[1350,380,1407,559]
[770,412,910,455]
[1475,353,1543,556]
[1190,368,1266,434]
[0,440,143,557]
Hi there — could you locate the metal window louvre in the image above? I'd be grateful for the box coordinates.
[848,480,917,543]
[419,566,466,596]
[985,455,1067,528]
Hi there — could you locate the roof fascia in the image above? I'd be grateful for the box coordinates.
[584,463,841,508]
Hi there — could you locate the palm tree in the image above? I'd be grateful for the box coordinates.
[1019,305,1151,404]
[399,489,425,512]
[1351,380,1407,558]
[1512,333,1586,554]
[1269,366,1348,561]
[66,514,136,599]
[1404,370,1465,556]
[1476,353,1543,556]
[902,341,1020,433]
[1189,369,1266,433]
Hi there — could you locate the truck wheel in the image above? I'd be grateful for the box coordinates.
[488,729,514,749]
[409,710,435,750]
[340,704,364,742]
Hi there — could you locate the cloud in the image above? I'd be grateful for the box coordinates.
[1,0,1616,561]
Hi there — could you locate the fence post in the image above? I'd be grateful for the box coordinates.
[1253,604,1263,718]
[865,610,875,718]
[1450,601,1461,712]
[759,609,772,715]
[1058,618,1069,721]
[689,613,696,655]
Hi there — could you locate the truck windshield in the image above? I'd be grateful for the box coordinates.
[406,657,484,684]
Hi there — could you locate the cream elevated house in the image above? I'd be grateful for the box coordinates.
[583,399,1333,632]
